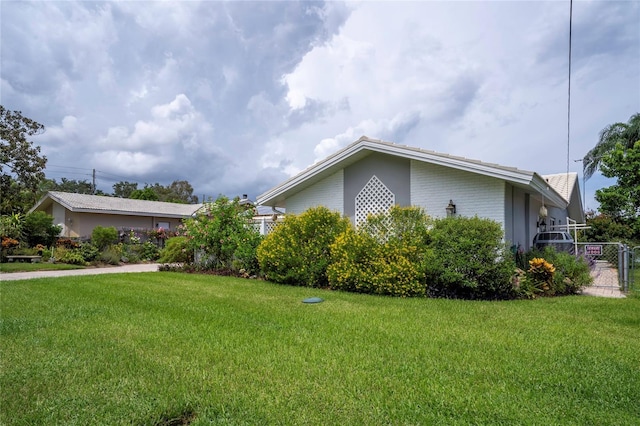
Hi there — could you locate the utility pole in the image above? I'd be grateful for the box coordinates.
[92,169,96,194]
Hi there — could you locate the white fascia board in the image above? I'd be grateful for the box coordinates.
[258,140,535,206]
[257,142,368,205]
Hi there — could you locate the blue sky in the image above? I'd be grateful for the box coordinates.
[2,1,638,209]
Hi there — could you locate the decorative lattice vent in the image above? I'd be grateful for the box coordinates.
[355,175,395,226]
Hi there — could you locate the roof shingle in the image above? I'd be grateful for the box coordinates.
[33,191,203,218]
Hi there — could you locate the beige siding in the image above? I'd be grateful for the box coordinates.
[71,213,184,239]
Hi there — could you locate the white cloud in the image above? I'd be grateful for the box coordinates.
[92,151,164,176]
[1,0,636,207]
[44,115,78,137]
[151,94,193,119]
[95,94,215,174]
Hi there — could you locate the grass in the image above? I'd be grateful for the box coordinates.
[1,273,639,425]
[0,262,86,273]
[631,265,639,294]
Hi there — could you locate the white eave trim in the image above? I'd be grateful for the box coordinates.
[257,137,537,205]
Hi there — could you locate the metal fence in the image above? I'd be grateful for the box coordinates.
[576,242,630,292]
[631,246,639,293]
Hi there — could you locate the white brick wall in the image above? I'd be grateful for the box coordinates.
[286,170,344,214]
[410,160,505,228]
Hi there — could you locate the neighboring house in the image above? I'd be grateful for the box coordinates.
[256,136,584,250]
[237,194,285,235]
[29,191,203,239]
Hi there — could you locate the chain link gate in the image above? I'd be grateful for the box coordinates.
[631,246,639,293]
[576,242,630,293]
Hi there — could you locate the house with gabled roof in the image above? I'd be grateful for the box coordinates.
[256,136,584,250]
[29,191,203,238]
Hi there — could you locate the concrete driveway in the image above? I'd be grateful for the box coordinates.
[0,263,160,281]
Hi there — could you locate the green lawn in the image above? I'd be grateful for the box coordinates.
[632,264,640,293]
[0,262,85,273]
[1,273,639,425]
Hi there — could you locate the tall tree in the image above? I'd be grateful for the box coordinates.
[0,106,47,214]
[594,141,640,239]
[130,186,159,201]
[583,113,640,180]
[53,178,94,194]
[146,181,198,203]
[112,181,138,198]
[166,180,198,204]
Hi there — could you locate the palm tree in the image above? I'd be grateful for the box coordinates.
[583,113,640,180]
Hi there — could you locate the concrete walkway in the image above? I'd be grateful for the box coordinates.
[580,260,626,298]
[0,263,160,281]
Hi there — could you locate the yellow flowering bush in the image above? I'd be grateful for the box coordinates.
[328,206,429,297]
[257,206,350,287]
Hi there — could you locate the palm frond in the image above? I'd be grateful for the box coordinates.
[583,113,640,180]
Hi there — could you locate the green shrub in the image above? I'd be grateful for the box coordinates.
[78,243,100,263]
[184,196,261,273]
[92,226,119,250]
[101,244,123,265]
[424,216,516,300]
[552,252,593,295]
[159,236,193,263]
[58,249,88,266]
[257,206,350,287]
[140,241,160,261]
[231,231,263,275]
[125,241,160,262]
[329,206,431,297]
[23,211,61,247]
[520,247,593,297]
[0,213,24,241]
[10,246,36,255]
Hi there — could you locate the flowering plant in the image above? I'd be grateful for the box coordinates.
[182,195,261,274]
[2,237,19,249]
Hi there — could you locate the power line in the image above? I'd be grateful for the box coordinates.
[46,167,140,184]
[95,169,137,181]
[566,0,573,191]
[45,170,93,178]
[46,164,94,171]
